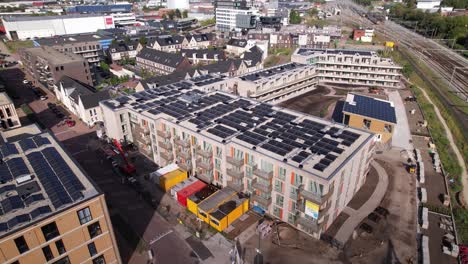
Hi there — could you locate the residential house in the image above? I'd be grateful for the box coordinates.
[136,48,192,75]
[107,40,141,63]
[148,35,187,53]
[184,33,216,49]
[181,49,226,65]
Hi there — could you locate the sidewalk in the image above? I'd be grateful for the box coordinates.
[388,90,413,150]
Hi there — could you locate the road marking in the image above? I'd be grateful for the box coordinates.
[149,230,173,245]
[71,149,88,156]
[54,130,71,136]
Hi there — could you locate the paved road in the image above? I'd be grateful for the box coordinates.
[388,90,413,151]
[334,161,389,244]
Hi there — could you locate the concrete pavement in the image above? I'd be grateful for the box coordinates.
[389,90,413,151]
[334,160,389,244]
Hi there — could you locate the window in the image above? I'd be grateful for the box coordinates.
[55,66,59,71]
[89,110,93,116]
[41,222,60,241]
[14,236,29,254]
[55,239,66,255]
[5,108,11,117]
[278,167,286,181]
[92,255,106,264]
[78,207,92,224]
[274,180,283,192]
[275,194,284,207]
[88,242,97,257]
[88,222,102,238]
[60,66,64,70]
[52,256,70,264]
[0,109,4,118]
[363,119,371,129]
[384,124,393,133]
[42,245,54,261]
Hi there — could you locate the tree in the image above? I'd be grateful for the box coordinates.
[175,9,181,19]
[168,10,175,20]
[182,10,188,19]
[402,63,413,78]
[139,36,147,45]
[162,14,167,20]
[289,9,301,24]
[100,61,110,72]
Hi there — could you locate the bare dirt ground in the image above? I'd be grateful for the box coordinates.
[342,151,418,264]
[279,86,342,118]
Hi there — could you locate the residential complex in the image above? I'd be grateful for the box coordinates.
[291,48,402,88]
[100,76,376,239]
[0,93,21,131]
[108,41,141,63]
[136,48,192,75]
[0,124,120,264]
[20,46,93,90]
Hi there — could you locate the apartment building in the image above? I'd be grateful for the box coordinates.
[291,48,402,88]
[54,76,111,127]
[33,33,113,67]
[20,46,93,91]
[0,124,120,264]
[184,33,216,49]
[0,93,21,130]
[136,48,192,75]
[215,0,256,32]
[181,49,226,65]
[100,77,375,239]
[148,35,187,53]
[108,41,141,63]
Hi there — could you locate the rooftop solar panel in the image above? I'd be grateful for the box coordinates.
[343,94,396,123]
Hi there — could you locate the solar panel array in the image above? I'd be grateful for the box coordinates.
[343,94,397,123]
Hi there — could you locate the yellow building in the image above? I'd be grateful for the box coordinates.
[0,125,120,264]
[341,93,396,143]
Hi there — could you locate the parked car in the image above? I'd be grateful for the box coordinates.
[40,96,47,101]
[66,120,75,127]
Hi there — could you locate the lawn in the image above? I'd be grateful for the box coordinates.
[5,40,34,53]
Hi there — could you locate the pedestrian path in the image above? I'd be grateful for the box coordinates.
[389,90,413,150]
[334,161,389,244]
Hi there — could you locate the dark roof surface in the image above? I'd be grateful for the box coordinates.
[109,40,139,53]
[227,38,248,48]
[181,49,225,60]
[343,93,396,123]
[137,48,186,68]
[81,90,111,109]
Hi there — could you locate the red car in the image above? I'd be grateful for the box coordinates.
[66,120,76,127]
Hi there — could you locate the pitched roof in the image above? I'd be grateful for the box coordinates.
[181,49,225,60]
[137,48,187,68]
[343,93,396,123]
[227,38,248,48]
[80,90,111,109]
[58,76,95,102]
[242,45,263,66]
[186,33,214,42]
[109,40,139,53]
[153,35,185,47]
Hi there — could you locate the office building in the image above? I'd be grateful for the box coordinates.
[0,93,21,131]
[0,124,120,264]
[167,0,189,9]
[340,93,396,143]
[291,48,402,88]
[100,76,376,239]
[215,0,256,32]
[20,46,93,90]
[2,14,115,40]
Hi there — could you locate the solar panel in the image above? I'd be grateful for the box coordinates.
[32,136,51,147]
[7,158,29,177]
[24,193,45,205]
[0,222,7,232]
[0,143,18,158]
[19,138,36,152]
[0,164,13,183]
[1,195,24,214]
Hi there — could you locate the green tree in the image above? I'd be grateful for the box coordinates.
[175,9,181,19]
[139,36,147,45]
[289,9,301,24]
[182,10,188,18]
[168,10,175,20]
[402,63,413,78]
[100,61,110,72]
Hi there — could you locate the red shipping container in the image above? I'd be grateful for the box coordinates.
[177,180,206,207]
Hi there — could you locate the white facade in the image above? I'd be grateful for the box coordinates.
[99,76,375,239]
[0,93,21,130]
[112,13,136,26]
[146,0,166,8]
[416,0,441,9]
[167,0,189,9]
[2,15,115,40]
[215,8,254,32]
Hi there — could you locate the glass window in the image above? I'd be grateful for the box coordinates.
[14,236,29,254]
[52,256,70,264]
[290,187,298,200]
[363,119,371,129]
[384,124,393,133]
[273,206,281,218]
[88,222,102,238]
[41,222,60,241]
[77,207,92,225]
[5,108,11,117]
[55,239,66,255]
[274,180,283,193]
[42,245,54,261]
[88,242,97,257]
[275,194,284,207]
[260,160,273,172]
[278,167,286,181]
[92,255,106,264]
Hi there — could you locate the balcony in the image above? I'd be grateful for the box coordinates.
[197,159,213,170]
[178,162,192,172]
[197,147,212,158]
[299,185,334,205]
[227,181,244,193]
[157,130,171,139]
[175,137,190,148]
[177,150,191,160]
[158,141,172,151]
[252,194,272,208]
[253,168,273,180]
[252,178,272,193]
[226,156,244,167]
[160,151,173,161]
[226,168,244,179]
[197,172,213,183]
[296,216,322,233]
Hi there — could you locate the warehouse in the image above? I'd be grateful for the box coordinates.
[2,14,115,40]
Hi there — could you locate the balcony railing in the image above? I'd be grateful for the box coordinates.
[197,147,213,158]
[226,156,244,167]
[178,162,192,172]
[160,151,173,161]
[175,137,190,148]
[227,181,244,193]
[158,141,172,151]
[253,168,273,180]
[252,178,272,193]
[178,150,191,160]
[296,216,322,233]
[157,130,171,138]
[197,159,213,170]
[197,172,213,183]
[298,185,334,205]
[252,194,272,208]
[226,168,244,179]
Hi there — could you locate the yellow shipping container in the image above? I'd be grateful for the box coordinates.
[385,41,395,48]
[208,197,249,232]
[187,197,198,215]
[159,169,187,192]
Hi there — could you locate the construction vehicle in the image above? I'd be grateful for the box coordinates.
[407,163,417,174]
[112,139,136,174]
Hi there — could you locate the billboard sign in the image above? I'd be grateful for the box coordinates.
[105,17,113,25]
[305,200,319,219]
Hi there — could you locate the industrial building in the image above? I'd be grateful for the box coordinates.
[99,75,376,239]
[2,14,115,40]
[291,48,402,88]
[66,3,133,14]
[20,46,93,90]
[0,124,120,264]
[0,93,21,131]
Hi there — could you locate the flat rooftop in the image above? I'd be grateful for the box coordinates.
[101,76,374,180]
[24,46,84,65]
[0,93,13,106]
[296,48,375,57]
[34,33,112,46]
[0,125,99,238]
[239,63,307,82]
[2,13,108,22]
